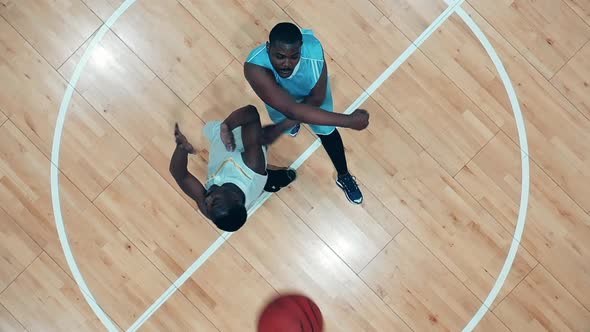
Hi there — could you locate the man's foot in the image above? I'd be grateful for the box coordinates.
[336,173,363,204]
[289,124,301,137]
[264,168,297,192]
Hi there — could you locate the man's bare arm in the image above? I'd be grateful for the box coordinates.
[169,124,209,218]
[244,63,361,128]
[271,59,329,132]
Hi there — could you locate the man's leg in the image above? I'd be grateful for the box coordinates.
[311,82,363,204]
[317,128,348,176]
[315,128,363,204]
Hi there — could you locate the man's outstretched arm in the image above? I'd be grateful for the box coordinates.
[267,59,329,133]
[169,124,209,218]
[244,63,368,130]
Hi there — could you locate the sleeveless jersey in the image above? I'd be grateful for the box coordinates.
[245,29,325,101]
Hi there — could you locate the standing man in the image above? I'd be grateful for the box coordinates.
[243,22,368,204]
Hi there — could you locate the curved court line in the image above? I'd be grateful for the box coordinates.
[50,0,528,331]
[51,1,137,331]
[126,1,467,330]
[451,6,531,331]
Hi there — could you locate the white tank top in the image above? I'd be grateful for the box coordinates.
[203,121,268,209]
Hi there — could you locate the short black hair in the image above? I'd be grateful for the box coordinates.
[269,22,302,46]
[212,204,247,232]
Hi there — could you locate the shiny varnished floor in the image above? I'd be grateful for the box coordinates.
[1,0,590,331]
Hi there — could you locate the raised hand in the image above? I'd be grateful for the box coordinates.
[174,123,195,153]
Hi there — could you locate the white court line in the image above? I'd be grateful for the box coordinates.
[448,5,531,332]
[126,0,467,331]
[51,1,138,331]
[50,0,529,331]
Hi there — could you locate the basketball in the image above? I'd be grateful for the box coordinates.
[257,294,324,332]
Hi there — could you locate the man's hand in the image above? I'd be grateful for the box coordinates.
[347,109,370,130]
[220,122,236,151]
[174,123,195,153]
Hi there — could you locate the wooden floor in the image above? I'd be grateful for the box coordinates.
[1,0,590,331]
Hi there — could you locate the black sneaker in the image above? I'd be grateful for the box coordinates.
[289,124,301,137]
[264,169,297,192]
[336,173,363,204]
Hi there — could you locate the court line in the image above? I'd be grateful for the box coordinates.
[51,1,138,331]
[448,5,531,331]
[125,0,467,331]
[50,0,530,331]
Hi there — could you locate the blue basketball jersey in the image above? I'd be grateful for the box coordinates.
[245,29,325,101]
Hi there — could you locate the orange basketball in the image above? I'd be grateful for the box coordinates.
[257,294,324,332]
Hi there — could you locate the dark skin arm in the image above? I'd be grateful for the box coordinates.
[268,59,328,133]
[259,60,338,144]
[222,104,261,130]
[169,124,209,218]
[220,105,266,175]
[244,62,360,128]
